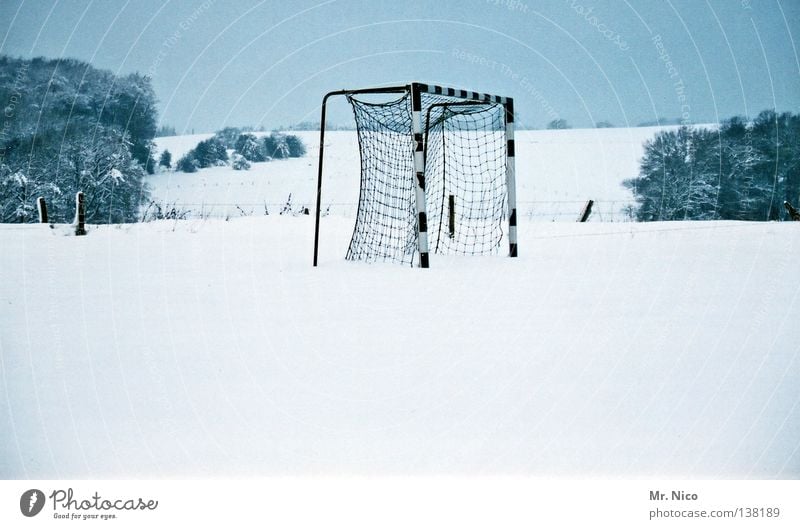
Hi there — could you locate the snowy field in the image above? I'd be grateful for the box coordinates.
[1,215,799,478]
[1,125,798,479]
[148,126,684,221]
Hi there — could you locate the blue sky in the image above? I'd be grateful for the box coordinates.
[1,0,798,132]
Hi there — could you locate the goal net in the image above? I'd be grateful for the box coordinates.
[313,83,517,268]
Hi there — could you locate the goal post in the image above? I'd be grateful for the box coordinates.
[313,82,518,267]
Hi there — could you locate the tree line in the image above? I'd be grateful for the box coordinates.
[0,55,158,223]
[0,55,309,224]
[625,111,800,221]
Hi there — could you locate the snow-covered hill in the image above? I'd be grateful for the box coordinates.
[1,216,798,478]
[149,126,687,221]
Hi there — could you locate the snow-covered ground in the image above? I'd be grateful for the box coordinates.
[1,216,798,478]
[149,126,685,221]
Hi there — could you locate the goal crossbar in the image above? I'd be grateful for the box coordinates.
[313,82,518,267]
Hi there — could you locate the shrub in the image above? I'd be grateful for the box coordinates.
[232,153,251,170]
[193,137,228,168]
[234,133,266,162]
[285,134,306,157]
[159,149,172,169]
[176,154,198,173]
[263,133,289,159]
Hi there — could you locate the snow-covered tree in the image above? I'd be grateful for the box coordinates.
[626,113,800,221]
[232,153,251,170]
[193,137,228,168]
[284,134,306,157]
[0,55,156,222]
[625,127,718,221]
[0,170,34,222]
[749,110,800,220]
[176,153,199,173]
[263,132,289,159]
[159,149,172,169]
[234,133,265,162]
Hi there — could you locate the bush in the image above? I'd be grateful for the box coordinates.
[232,153,251,170]
[263,133,289,159]
[176,154,198,173]
[285,134,306,157]
[234,133,265,162]
[193,137,228,168]
[141,201,190,221]
[159,149,172,169]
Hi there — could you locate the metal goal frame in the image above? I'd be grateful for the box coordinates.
[312,82,517,268]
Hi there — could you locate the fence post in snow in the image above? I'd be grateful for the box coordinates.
[578,199,594,222]
[75,191,86,236]
[36,197,48,223]
[448,194,455,238]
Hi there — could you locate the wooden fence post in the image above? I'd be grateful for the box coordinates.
[578,199,594,222]
[75,191,86,235]
[36,197,48,223]
[448,194,455,238]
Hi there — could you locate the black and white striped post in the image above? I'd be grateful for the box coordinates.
[313,85,408,267]
[75,191,86,236]
[36,196,48,223]
[505,98,518,257]
[410,82,431,268]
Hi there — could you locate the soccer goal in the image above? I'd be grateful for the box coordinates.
[313,82,517,268]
